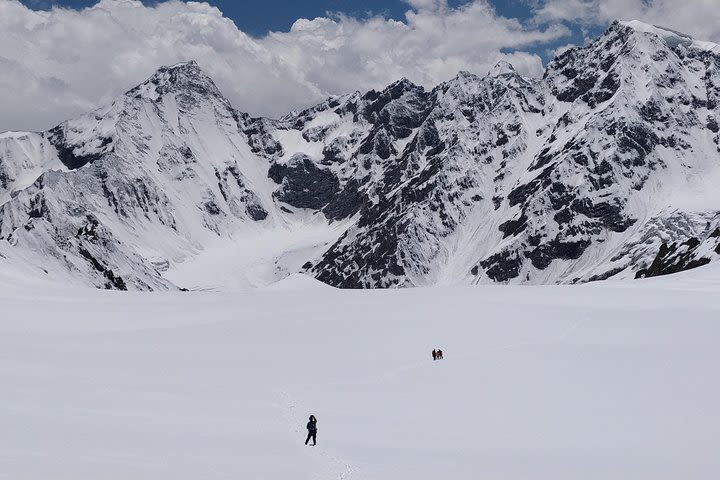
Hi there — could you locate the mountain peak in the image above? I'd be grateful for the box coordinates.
[126,60,225,101]
[619,20,692,40]
[487,60,516,77]
[455,70,479,81]
[618,20,720,53]
[390,77,417,89]
[441,70,481,91]
[381,77,423,99]
[166,60,200,70]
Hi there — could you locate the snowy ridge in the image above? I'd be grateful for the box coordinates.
[621,20,720,53]
[0,62,287,290]
[1,21,720,290]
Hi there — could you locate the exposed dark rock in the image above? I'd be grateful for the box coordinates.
[244,123,283,156]
[270,155,340,210]
[556,74,599,103]
[499,213,528,238]
[78,247,127,291]
[204,201,221,215]
[47,127,109,170]
[27,194,48,219]
[323,179,364,220]
[708,118,719,133]
[571,198,636,232]
[246,203,268,221]
[480,252,523,282]
[528,239,592,270]
[636,237,716,279]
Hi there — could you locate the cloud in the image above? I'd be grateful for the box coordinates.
[403,0,448,12]
[0,0,569,132]
[546,43,577,59]
[531,0,720,43]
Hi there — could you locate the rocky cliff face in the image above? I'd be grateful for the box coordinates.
[2,21,720,290]
[281,21,720,287]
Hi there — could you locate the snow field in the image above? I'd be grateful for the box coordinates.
[3,268,720,479]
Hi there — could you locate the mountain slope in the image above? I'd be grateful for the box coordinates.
[286,20,720,287]
[0,62,280,290]
[1,22,720,290]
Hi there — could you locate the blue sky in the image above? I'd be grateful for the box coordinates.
[23,1,529,36]
[19,0,598,62]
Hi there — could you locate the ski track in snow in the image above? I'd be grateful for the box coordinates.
[276,391,357,480]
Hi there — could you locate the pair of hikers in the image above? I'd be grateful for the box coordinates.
[432,349,444,360]
[305,415,317,446]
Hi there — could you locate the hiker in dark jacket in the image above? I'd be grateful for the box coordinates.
[432,349,437,361]
[305,415,317,446]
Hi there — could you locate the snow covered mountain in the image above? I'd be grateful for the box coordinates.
[0,61,284,290]
[1,20,720,290]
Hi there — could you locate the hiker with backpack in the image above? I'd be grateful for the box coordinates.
[305,415,317,446]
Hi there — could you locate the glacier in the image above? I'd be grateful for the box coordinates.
[2,256,720,479]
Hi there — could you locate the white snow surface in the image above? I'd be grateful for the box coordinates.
[165,219,352,290]
[621,20,720,53]
[3,266,720,479]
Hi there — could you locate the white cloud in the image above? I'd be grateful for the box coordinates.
[532,0,720,43]
[546,43,577,59]
[403,0,449,12]
[0,0,569,132]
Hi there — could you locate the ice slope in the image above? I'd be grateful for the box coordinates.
[3,268,720,479]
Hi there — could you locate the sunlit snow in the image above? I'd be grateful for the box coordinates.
[2,264,720,479]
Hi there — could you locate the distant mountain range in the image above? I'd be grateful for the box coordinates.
[1,20,719,290]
